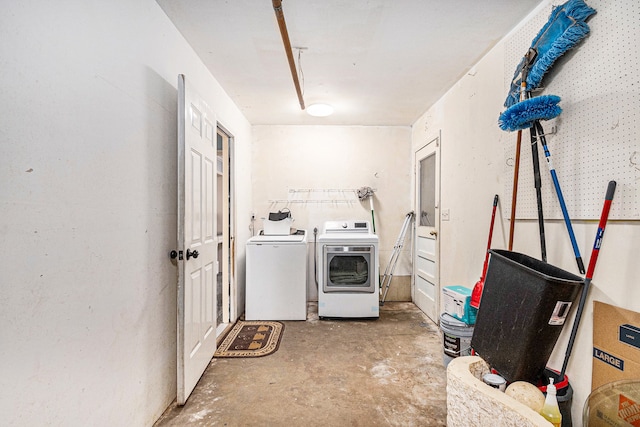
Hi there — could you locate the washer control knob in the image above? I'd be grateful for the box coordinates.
[342,222,348,228]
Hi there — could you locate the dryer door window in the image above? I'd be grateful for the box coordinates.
[323,245,375,293]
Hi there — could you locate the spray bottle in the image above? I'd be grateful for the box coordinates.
[540,378,562,427]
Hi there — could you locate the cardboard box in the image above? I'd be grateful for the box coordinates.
[442,285,477,325]
[592,301,640,391]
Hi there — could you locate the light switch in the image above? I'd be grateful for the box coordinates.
[442,209,450,221]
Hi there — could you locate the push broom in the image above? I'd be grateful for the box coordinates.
[500,93,562,262]
[501,94,585,270]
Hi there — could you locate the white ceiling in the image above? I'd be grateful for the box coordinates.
[157,0,542,126]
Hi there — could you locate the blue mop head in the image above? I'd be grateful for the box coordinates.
[499,95,562,132]
[504,0,596,107]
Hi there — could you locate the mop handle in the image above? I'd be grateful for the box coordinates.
[507,51,534,250]
[535,121,585,274]
[586,180,616,279]
[529,126,547,262]
[369,197,376,233]
[550,168,585,273]
[508,132,522,251]
[481,195,499,279]
[560,180,616,377]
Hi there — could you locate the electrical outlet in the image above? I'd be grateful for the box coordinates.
[442,209,450,221]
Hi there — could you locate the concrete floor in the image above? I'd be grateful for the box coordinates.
[155,302,447,427]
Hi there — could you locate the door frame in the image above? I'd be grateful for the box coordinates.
[216,124,237,333]
[412,132,441,324]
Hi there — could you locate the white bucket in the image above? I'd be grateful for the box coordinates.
[440,312,474,367]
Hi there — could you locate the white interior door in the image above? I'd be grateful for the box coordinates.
[413,135,440,324]
[177,74,218,405]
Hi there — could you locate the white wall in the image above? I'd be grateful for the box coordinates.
[412,0,640,423]
[0,1,252,426]
[252,125,412,300]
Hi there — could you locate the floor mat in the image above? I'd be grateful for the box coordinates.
[213,320,284,358]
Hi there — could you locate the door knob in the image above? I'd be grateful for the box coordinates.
[186,249,199,260]
[169,250,178,259]
[429,230,438,237]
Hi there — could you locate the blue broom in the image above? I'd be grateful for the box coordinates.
[500,94,563,262]
[500,95,586,273]
[499,95,561,132]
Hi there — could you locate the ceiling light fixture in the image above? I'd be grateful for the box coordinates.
[306,103,334,117]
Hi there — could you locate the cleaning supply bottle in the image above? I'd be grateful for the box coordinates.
[540,378,562,427]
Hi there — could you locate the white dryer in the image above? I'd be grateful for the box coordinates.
[245,230,307,320]
[317,220,379,318]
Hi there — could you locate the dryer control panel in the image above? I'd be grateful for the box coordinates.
[323,220,371,234]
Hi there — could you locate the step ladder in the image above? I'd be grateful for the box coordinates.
[380,211,414,305]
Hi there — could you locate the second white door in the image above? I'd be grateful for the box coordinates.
[413,136,440,324]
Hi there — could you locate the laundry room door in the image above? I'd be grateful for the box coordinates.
[176,74,218,405]
[413,135,440,324]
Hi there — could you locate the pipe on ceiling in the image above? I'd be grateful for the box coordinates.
[272,0,305,110]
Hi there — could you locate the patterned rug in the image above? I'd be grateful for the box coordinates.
[214,320,284,358]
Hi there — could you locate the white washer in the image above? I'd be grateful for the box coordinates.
[317,220,379,318]
[245,230,307,320]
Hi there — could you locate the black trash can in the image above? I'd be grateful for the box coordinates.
[471,250,584,383]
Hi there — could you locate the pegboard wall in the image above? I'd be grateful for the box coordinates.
[502,0,640,220]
